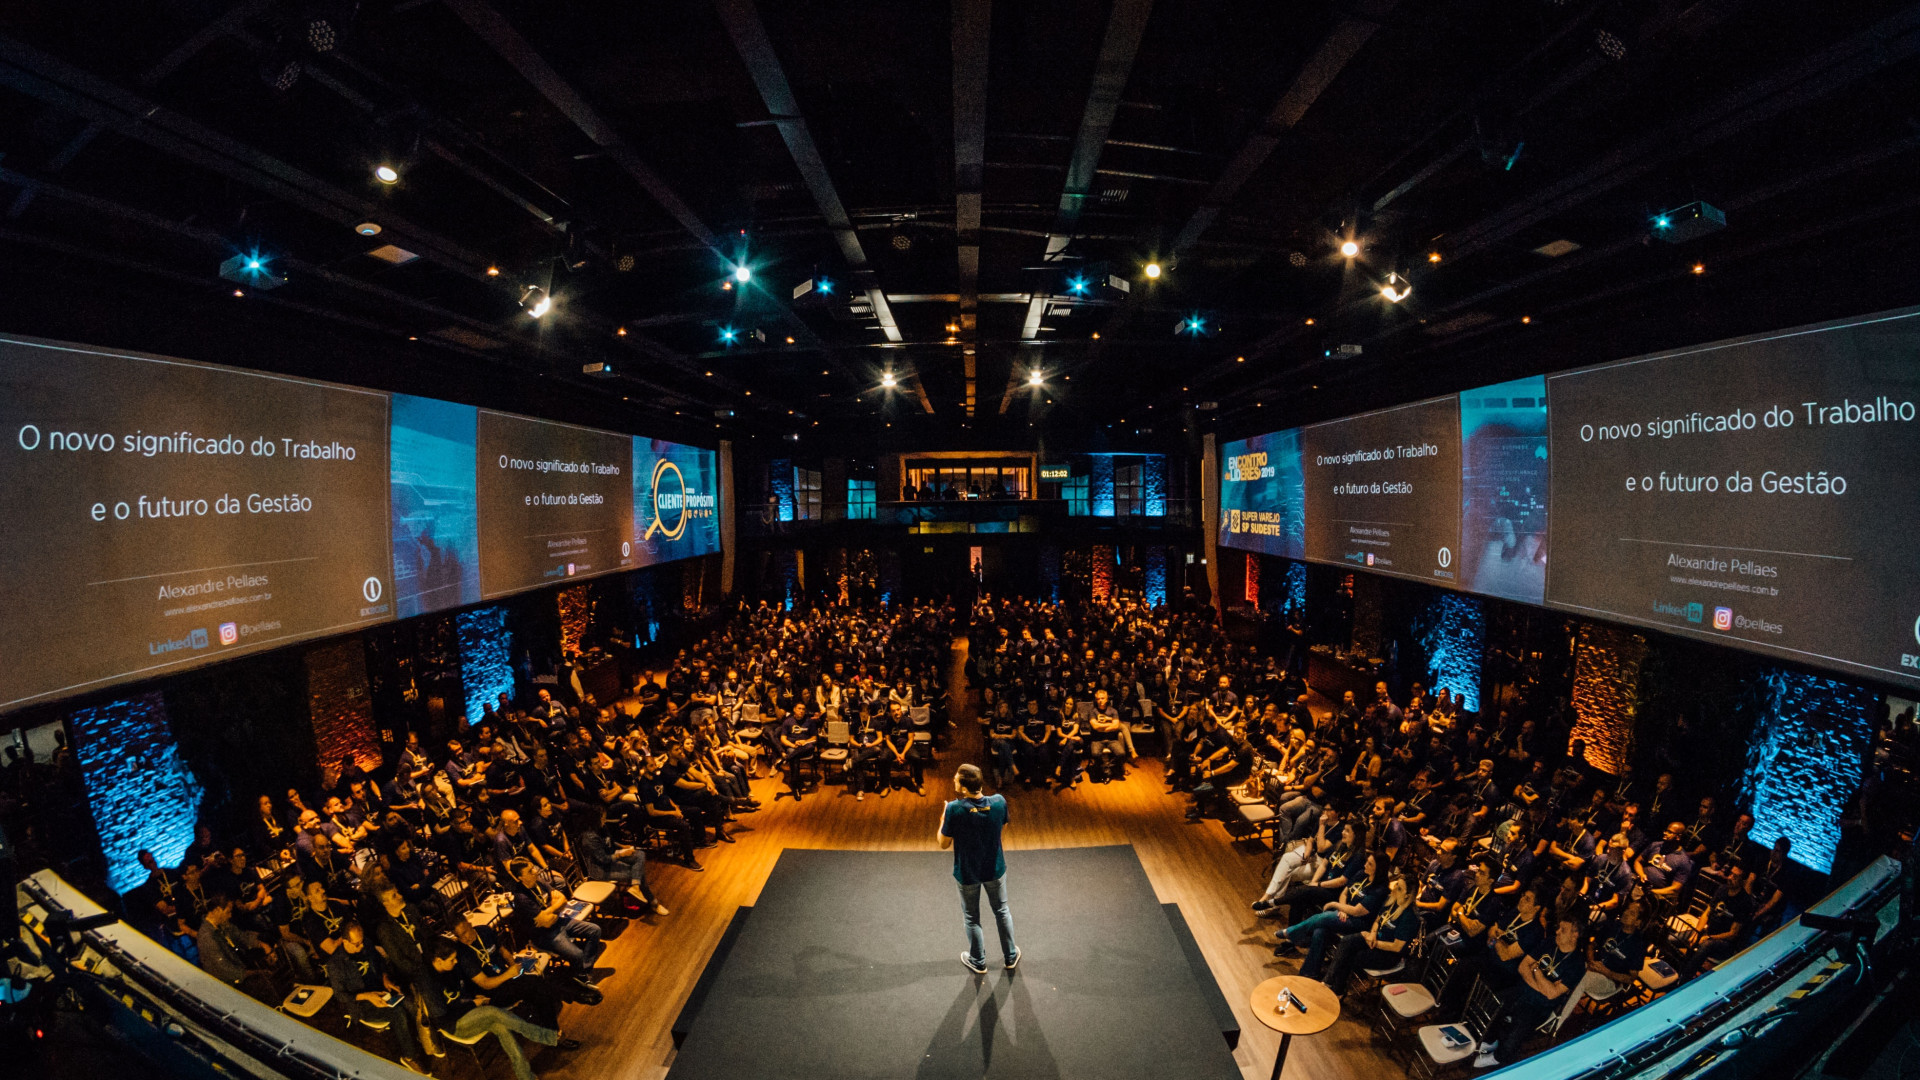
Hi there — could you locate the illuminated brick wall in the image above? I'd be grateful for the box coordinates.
[629,566,666,647]
[1570,623,1648,776]
[305,638,381,772]
[1742,667,1876,874]
[1243,551,1260,605]
[775,548,802,609]
[1285,560,1307,618]
[1144,546,1168,608]
[1143,455,1167,516]
[458,605,516,723]
[557,585,590,655]
[1414,592,1484,713]
[66,692,204,895]
[768,458,795,521]
[1088,455,1116,517]
[1091,544,1115,600]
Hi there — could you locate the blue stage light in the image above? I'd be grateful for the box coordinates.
[1067,275,1089,295]
[817,278,833,294]
[720,326,738,344]
[1653,215,1671,230]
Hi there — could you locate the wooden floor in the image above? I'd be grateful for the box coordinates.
[534,639,1402,1080]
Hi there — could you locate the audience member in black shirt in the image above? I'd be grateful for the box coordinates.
[419,938,573,1080]
[325,921,427,1068]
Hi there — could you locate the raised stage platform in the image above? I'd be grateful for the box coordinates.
[667,845,1242,1080]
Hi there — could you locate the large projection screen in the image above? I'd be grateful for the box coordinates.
[633,437,722,566]
[1217,305,1920,690]
[1545,309,1920,687]
[476,411,637,599]
[0,334,726,715]
[0,336,395,712]
[1301,396,1463,586]
[1218,429,1305,559]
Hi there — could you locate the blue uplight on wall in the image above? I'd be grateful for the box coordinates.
[1285,560,1307,616]
[458,605,516,724]
[776,549,801,610]
[1088,454,1116,517]
[67,692,204,895]
[768,458,795,522]
[1144,546,1168,608]
[1040,545,1062,603]
[628,566,666,647]
[1143,455,1167,516]
[1413,592,1483,713]
[1743,667,1876,874]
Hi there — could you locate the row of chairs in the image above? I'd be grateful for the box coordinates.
[1355,935,1683,1075]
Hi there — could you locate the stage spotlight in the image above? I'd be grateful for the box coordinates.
[1028,369,1044,386]
[1340,240,1359,258]
[1066,274,1090,295]
[374,164,399,184]
[881,371,898,388]
[817,277,834,294]
[355,221,381,236]
[1427,251,1442,263]
[486,265,500,276]
[1144,262,1162,279]
[720,326,738,344]
[616,327,627,336]
[1380,272,1412,303]
[733,265,751,283]
[1692,262,1705,274]
[307,17,337,52]
[519,285,552,318]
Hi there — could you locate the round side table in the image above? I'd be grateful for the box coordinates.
[1249,975,1340,1080]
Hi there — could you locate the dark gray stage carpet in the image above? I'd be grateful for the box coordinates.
[667,845,1242,1080]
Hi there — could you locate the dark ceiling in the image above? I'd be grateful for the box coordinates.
[0,0,1916,455]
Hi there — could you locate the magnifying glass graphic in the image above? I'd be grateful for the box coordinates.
[644,458,689,541]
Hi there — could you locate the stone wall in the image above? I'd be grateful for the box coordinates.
[305,638,380,772]
[1742,668,1877,873]
[1570,623,1649,776]
[66,692,203,895]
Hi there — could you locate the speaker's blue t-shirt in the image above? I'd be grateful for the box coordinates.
[943,794,1009,885]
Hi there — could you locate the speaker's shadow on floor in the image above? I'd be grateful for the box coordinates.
[917,973,1061,1080]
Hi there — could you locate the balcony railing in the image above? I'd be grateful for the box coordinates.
[739,497,1201,535]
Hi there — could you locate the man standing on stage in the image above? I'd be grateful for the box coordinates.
[938,763,1020,974]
